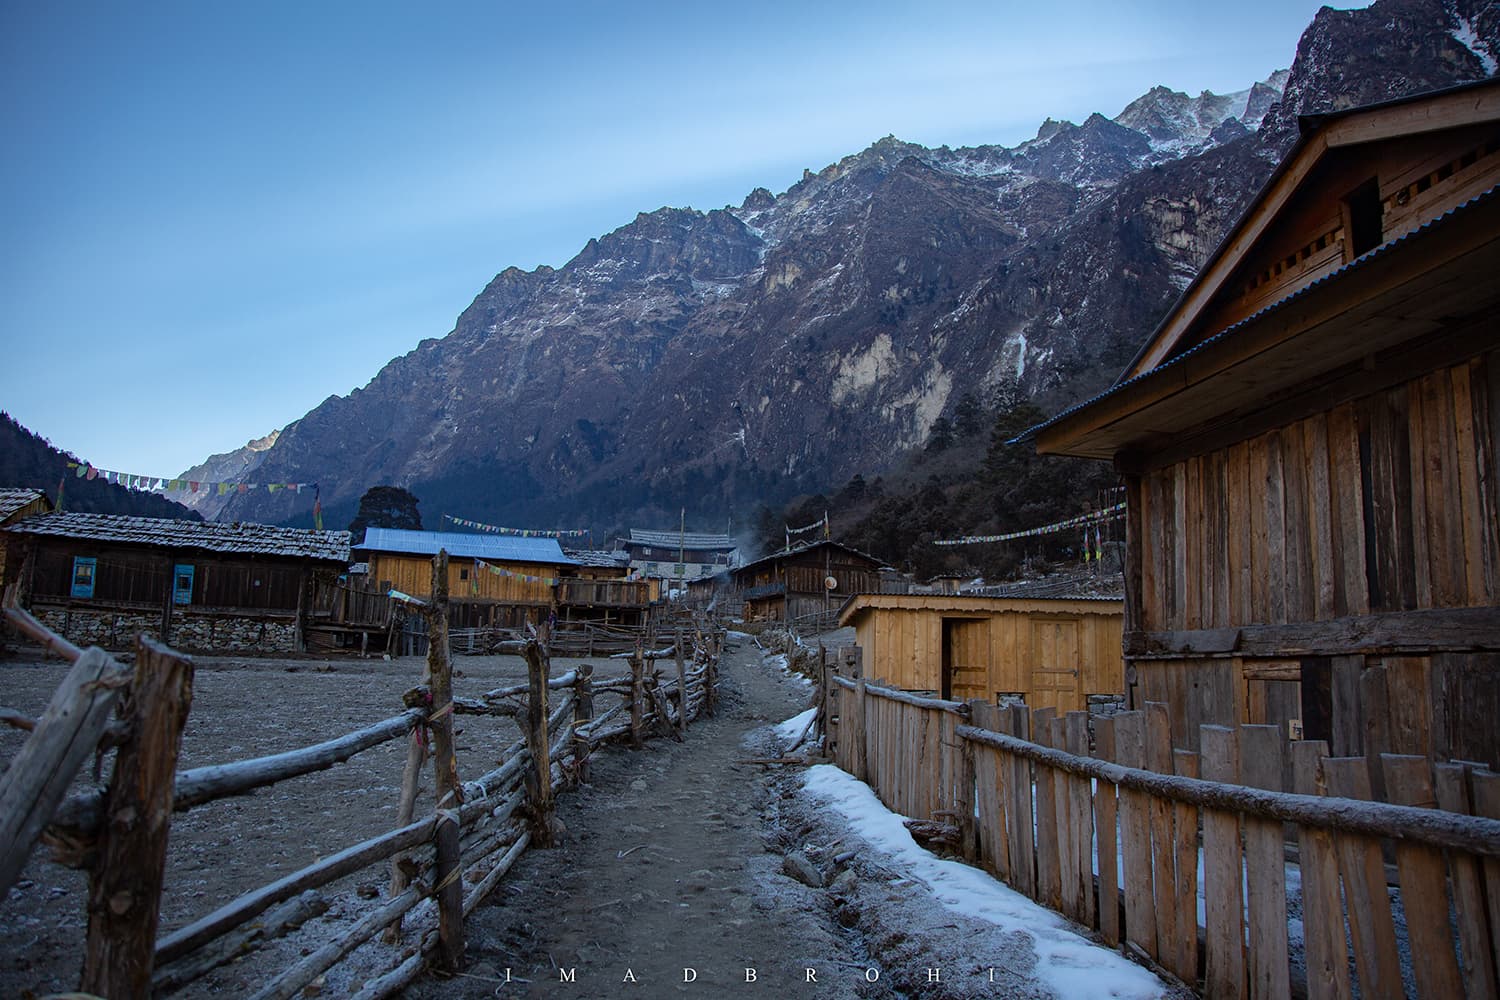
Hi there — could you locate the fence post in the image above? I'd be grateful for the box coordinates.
[629,640,645,748]
[425,550,464,971]
[522,632,556,847]
[675,629,688,736]
[80,637,194,998]
[573,663,594,784]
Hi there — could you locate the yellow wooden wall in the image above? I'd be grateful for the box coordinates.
[852,603,1124,713]
[368,553,555,605]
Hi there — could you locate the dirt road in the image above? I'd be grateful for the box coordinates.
[409,635,890,999]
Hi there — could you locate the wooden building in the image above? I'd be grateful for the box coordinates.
[619,529,739,585]
[733,540,885,625]
[839,594,1125,713]
[2,511,350,653]
[0,488,52,591]
[556,549,657,626]
[355,527,578,629]
[1028,81,1500,770]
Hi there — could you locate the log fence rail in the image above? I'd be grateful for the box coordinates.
[0,551,724,997]
[820,649,1500,999]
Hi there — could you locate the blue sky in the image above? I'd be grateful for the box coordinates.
[0,1,1362,477]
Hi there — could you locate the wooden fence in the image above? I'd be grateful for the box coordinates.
[0,552,723,997]
[820,650,1500,999]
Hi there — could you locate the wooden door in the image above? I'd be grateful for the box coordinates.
[1030,618,1082,712]
[942,618,990,703]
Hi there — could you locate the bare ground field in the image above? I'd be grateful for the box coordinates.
[0,644,630,997]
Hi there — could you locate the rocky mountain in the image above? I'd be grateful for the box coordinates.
[175,430,279,519]
[208,0,1499,534]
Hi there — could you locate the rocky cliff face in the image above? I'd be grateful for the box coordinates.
[175,430,279,519]
[210,0,1496,531]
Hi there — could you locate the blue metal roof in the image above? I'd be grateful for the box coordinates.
[357,527,578,565]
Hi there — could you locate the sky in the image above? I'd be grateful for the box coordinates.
[0,1,1367,477]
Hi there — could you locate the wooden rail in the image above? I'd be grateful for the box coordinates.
[1,552,727,996]
[820,659,1500,998]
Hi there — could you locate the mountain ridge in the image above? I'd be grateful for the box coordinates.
[194,0,1497,534]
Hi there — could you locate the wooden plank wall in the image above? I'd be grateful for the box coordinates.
[370,554,555,606]
[853,607,1123,711]
[1139,352,1498,629]
[1135,351,1500,761]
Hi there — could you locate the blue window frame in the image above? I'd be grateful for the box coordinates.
[173,564,195,605]
[71,557,97,599]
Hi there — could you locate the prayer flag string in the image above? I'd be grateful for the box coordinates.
[932,501,1126,547]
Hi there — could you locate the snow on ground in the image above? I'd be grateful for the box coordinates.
[774,707,818,743]
[802,764,1171,999]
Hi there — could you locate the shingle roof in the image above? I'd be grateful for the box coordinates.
[734,539,888,576]
[626,529,737,549]
[0,488,49,522]
[358,527,578,565]
[4,512,350,561]
[564,548,630,568]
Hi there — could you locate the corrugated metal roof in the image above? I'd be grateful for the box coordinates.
[359,527,578,565]
[0,488,49,522]
[4,512,351,561]
[627,529,737,549]
[1017,182,1500,445]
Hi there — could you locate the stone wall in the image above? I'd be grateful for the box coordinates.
[32,605,299,654]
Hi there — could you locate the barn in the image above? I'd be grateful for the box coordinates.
[0,488,52,591]
[354,527,578,630]
[1027,80,1500,773]
[2,511,350,653]
[838,594,1124,713]
[732,540,885,628]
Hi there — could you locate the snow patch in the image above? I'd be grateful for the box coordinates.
[1453,14,1499,74]
[803,766,1169,999]
[774,707,817,742]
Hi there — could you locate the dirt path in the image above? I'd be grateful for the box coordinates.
[409,636,891,999]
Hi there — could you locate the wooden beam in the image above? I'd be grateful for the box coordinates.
[81,638,194,998]
[1125,605,1500,658]
[957,724,1500,855]
[0,647,126,893]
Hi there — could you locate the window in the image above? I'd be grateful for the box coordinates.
[1344,177,1383,259]
[71,557,96,599]
[173,564,195,605]
[459,568,469,581]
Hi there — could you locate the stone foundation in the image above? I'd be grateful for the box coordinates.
[33,606,299,654]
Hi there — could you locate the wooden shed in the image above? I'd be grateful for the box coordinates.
[355,527,578,630]
[0,488,52,591]
[838,594,1125,713]
[2,511,350,653]
[733,541,886,627]
[1028,80,1500,771]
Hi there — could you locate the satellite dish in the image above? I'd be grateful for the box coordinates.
[824,575,838,590]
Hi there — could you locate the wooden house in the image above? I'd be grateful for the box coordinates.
[1027,80,1500,770]
[839,594,1124,713]
[2,511,350,653]
[556,549,657,626]
[733,540,885,625]
[0,488,52,592]
[355,527,578,629]
[619,529,738,586]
